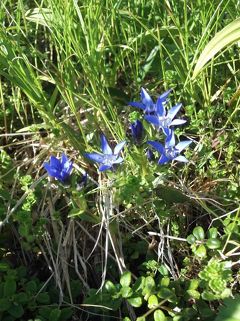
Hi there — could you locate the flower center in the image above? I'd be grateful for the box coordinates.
[102,154,117,166]
[158,116,171,128]
[165,147,178,159]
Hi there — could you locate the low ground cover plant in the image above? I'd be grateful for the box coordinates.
[0,0,240,320]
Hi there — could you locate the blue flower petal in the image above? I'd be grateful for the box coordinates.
[156,96,166,116]
[175,140,192,152]
[165,130,175,148]
[163,127,171,136]
[84,153,104,163]
[145,115,161,127]
[147,141,165,154]
[101,134,112,155]
[167,103,182,120]
[99,164,113,171]
[170,119,186,126]
[174,155,189,163]
[113,156,123,164]
[159,89,172,101]
[128,101,146,110]
[141,87,154,108]
[44,163,62,180]
[61,153,68,165]
[50,156,61,170]
[114,141,126,155]
[158,154,170,164]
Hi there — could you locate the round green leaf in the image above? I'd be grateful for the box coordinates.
[193,226,205,240]
[186,290,200,299]
[154,309,166,321]
[120,271,131,287]
[206,238,221,249]
[127,297,142,307]
[49,308,61,321]
[105,280,116,294]
[207,227,218,239]
[187,234,196,244]
[148,294,158,308]
[195,244,207,258]
[4,279,16,297]
[8,304,24,318]
[120,286,133,298]
[160,277,170,287]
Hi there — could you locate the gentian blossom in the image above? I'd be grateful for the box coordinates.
[44,153,73,183]
[129,87,171,115]
[129,87,186,135]
[145,101,186,135]
[130,120,144,143]
[84,134,126,171]
[147,130,192,164]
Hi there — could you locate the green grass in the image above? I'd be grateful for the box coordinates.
[0,0,240,320]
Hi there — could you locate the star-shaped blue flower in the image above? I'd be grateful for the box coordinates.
[145,101,186,135]
[44,153,73,183]
[84,134,126,171]
[129,87,171,114]
[147,130,192,164]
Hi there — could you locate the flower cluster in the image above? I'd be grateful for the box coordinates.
[43,87,192,180]
[129,87,191,164]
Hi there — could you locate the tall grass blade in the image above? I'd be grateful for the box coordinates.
[193,17,240,78]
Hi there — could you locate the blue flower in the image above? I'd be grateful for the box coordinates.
[145,101,186,135]
[44,153,73,183]
[129,88,171,114]
[130,120,144,143]
[84,134,126,171]
[147,130,192,164]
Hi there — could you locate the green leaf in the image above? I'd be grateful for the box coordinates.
[127,297,142,308]
[120,271,131,287]
[36,292,50,304]
[13,292,28,304]
[160,277,170,287]
[105,281,116,294]
[148,294,158,308]
[59,308,73,321]
[207,227,218,239]
[215,295,240,321]
[8,304,24,318]
[132,277,145,292]
[186,290,200,299]
[136,317,146,321]
[187,234,196,244]
[193,226,205,240]
[195,244,207,258]
[157,288,174,301]
[49,309,61,321]
[0,298,11,311]
[188,279,199,290]
[0,262,10,272]
[25,280,37,294]
[206,238,221,249]
[4,279,16,297]
[159,265,168,276]
[154,309,166,321]
[120,286,133,298]
[193,18,240,78]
